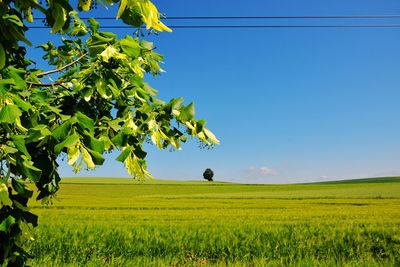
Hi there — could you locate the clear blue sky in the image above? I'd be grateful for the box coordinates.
[26,0,400,183]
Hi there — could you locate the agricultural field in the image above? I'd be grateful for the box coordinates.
[26,177,400,266]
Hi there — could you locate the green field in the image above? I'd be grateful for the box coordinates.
[26,177,400,266]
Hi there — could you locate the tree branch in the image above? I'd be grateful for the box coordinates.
[27,81,69,90]
[37,52,89,78]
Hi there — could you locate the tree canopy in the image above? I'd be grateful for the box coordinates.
[203,168,214,181]
[0,0,218,264]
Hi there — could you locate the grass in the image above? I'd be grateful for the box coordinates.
[313,176,400,184]
[26,177,400,266]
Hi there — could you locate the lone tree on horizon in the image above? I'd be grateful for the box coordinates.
[203,168,214,181]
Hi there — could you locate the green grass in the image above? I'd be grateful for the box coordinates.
[26,178,400,266]
[60,177,233,185]
[313,176,400,184]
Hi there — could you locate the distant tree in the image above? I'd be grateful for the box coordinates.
[203,168,214,181]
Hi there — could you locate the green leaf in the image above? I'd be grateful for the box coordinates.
[54,133,80,154]
[84,134,104,154]
[99,135,114,150]
[0,215,16,233]
[0,104,22,123]
[8,23,32,46]
[51,3,68,33]
[79,0,92,11]
[116,146,133,162]
[133,145,147,159]
[96,79,111,99]
[27,125,51,143]
[111,131,126,147]
[75,112,94,134]
[87,148,105,165]
[3,14,23,27]
[88,18,100,33]
[88,44,107,57]
[81,86,95,101]
[117,0,128,19]
[21,211,38,227]
[119,36,141,58]
[204,128,220,144]
[11,179,33,199]
[67,145,80,165]
[18,159,42,182]
[13,199,29,211]
[31,124,49,131]
[141,40,154,50]
[0,79,15,91]
[13,96,33,112]
[81,147,95,169]
[0,183,13,208]
[37,43,50,51]
[11,135,30,158]
[2,145,18,154]
[0,43,5,70]
[143,82,158,96]
[69,11,89,36]
[196,120,206,133]
[54,0,73,12]
[88,32,117,57]
[170,97,184,110]
[107,78,120,97]
[52,120,74,141]
[5,66,27,89]
[108,118,123,132]
[179,102,195,121]
[89,32,117,46]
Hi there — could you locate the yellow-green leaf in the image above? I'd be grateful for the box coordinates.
[100,45,127,62]
[117,0,128,19]
[0,183,12,208]
[79,0,92,11]
[51,3,67,33]
[197,132,210,145]
[25,7,33,23]
[136,0,172,32]
[67,145,80,165]
[0,43,5,70]
[20,220,35,241]
[204,128,220,144]
[81,147,95,169]
[0,104,22,124]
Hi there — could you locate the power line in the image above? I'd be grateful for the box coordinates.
[164,15,400,19]
[29,14,400,29]
[34,15,400,20]
[29,24,400,29]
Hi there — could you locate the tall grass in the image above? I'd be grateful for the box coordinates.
[26,180,400,266]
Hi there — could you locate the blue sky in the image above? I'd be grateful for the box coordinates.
[26,0,400,183]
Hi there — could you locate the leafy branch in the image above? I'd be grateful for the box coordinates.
[36,52,89,78]
[0,0,219,265]
[26,81,69,90]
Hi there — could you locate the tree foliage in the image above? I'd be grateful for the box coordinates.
[203,168,214,182]
[0,0,219,264]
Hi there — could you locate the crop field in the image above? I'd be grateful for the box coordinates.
[26,177,400,266]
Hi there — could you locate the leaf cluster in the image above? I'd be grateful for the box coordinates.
[0,0,219,265]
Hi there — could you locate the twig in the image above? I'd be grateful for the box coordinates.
[27,81,69,90]
[37,52,88,78]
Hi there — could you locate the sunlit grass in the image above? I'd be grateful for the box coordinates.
[27,178,400,266]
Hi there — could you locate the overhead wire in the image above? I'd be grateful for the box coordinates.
[29,15,400,29]
[34,15,400,20]
[29,24,400,29]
